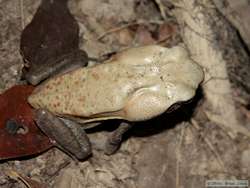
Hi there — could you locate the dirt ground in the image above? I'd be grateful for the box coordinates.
[0,0,250,187]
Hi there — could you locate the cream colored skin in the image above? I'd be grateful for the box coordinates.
[28,45,204,159]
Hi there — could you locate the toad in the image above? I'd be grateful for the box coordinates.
[27,45,204,160]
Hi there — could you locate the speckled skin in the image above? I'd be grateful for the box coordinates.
[28,45,204,123]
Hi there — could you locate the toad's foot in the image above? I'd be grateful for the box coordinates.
[105,122,133,155]
[34,109,91,160]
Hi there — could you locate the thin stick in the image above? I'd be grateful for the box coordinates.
[20,0,25,30]
[154,0,167,20]
[175,125,185,188]
[190,118,226,169]
[97,20,164,41]
[97,22,137,41]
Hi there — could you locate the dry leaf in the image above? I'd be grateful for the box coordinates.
[0,85,53,160]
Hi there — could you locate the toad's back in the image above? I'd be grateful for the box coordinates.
[28,62,155,117]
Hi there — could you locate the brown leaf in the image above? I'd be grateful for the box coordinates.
[117,28,134,46]
[20,0,79,69]
[158,23,177,41]
[135,25,156,45]
[0,85,53,160]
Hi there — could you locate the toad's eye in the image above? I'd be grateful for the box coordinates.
[167,103,182,113]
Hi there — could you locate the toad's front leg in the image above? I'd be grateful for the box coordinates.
[34,109,91,160]
[105,122,133,155]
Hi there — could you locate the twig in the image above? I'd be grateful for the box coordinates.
[46,160,71,181]
[97,20,164,41]
[190,118,226,170]
[7,170,47,188]
[155,34,172,44]
[201,76,228,86]
[7,170,31,188]
[175,124,185,188]
[97,22,138,41]
[154,0,167,20]
[19,0,25,30]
